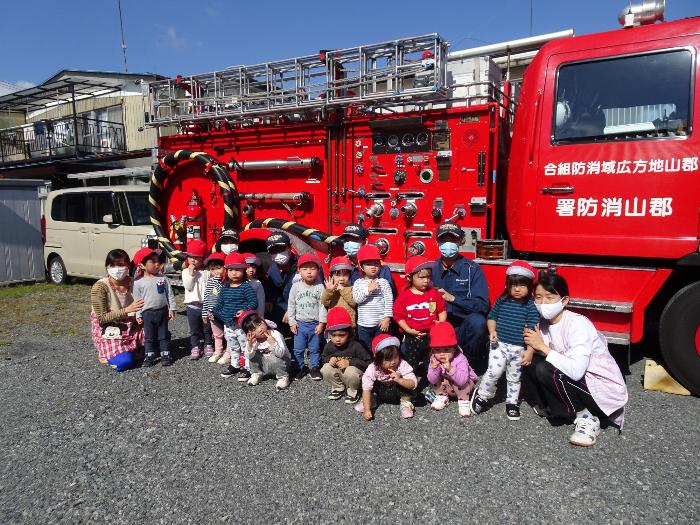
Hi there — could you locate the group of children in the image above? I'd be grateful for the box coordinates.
[129,232,542,423]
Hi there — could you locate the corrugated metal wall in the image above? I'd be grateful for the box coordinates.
[0,180,46,285]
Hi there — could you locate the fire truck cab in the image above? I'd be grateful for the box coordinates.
[146,3,700,395]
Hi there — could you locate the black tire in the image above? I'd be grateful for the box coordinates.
[47,255,68,285]
[659,282,700,396]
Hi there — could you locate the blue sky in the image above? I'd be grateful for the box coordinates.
[1,0,698,90]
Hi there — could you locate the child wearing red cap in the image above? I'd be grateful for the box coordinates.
[320,307,372,403]
[427,322,478,416]
[288,253,327,380]
[352,245,393,353]
[321,256,357,326]
[181,240,210,360]
[201,252,226,361]
[132,248,176,367]
[239,310,291,390]
[471,260,540,421]
[393,256,446,387]
[358,334,418,420]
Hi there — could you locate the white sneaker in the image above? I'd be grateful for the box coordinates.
[247,373,263,386]
[430,394,449,411]
[275,376,290,390]
[569,416,601,447]
[457,399,472,417]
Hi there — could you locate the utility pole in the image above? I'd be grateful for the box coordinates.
[117,0,129,72]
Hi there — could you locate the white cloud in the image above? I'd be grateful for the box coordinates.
[0,80,35,96]
[158,26,187,49]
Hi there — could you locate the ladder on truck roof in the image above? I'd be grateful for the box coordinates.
[147,34,448,127]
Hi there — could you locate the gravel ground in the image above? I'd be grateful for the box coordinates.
[0,284,698,524]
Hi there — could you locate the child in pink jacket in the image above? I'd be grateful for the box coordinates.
[426,322,478,417]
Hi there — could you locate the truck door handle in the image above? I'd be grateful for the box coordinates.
[542,185,575,195]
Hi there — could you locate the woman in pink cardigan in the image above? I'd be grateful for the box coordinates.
[522,270,628,448]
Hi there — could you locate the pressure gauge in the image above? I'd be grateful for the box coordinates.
[373,135,386,148]
[375,238,390,256]
[416,131,429,146]
[401,133,415,147]
[387,135,399,148]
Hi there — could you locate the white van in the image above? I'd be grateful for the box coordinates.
[44,186,155,283]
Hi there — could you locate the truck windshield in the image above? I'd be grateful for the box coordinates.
[125,192,151,226]
[553,49,692,143]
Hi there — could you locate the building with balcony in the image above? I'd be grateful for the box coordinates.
[0,70,167,187]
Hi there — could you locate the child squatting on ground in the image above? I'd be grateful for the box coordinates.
[132,247,176,367]
[288,253,327,381]
[471,260,540,421]
[358,334,418,421]
[321,256,357,326]
[212,252,258,380]
[426,322,478,416]
[352,245,393,352]
[201,252,226,362]
[181,239,211,360]
[320,307,372,404]
[239,310,291,390]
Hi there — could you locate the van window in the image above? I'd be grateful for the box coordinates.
[553,50,692,143]
[91,193,115,223]
[51,194,89,223]
[125,192,151,226]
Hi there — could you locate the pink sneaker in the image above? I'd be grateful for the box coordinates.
[203,345,214,358]
[190,347,202,360]
[354,396,377,413]
[400,400,415,419]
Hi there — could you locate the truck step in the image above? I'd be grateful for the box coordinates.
[568,298,633,314]
[600,331,630,346]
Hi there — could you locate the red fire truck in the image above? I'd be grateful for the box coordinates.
[145,2,700,394]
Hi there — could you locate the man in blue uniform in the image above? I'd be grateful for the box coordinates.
[264,231,298,330]
[431,222,489,367]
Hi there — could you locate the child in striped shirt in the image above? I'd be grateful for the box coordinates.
[202,252,226,362]
[211,252,258,380]
[471,260,540,421]
[352,245,393,352]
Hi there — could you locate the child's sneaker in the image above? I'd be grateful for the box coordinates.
[423,388,437,403]
[470,390,489,415]
[190,347,202,360]
[399,400,415,419]
[430,394,449,411]
[208,350,223,363]
[203,345,215,358]
[142,354,156,368]
[457,399,472,417]
[344,392,361,404]
[220,365,240,378]
[275,376,290,390]
[506,404,521,421]
[161,355,174,367]
[247,373,263,386]
[569,415,601,447]
[354,396,377,413]
[309,367,323,381]
[293,366,308,381]
[327,389,344,400]
[237,369,252,382]
[217,350,231,365]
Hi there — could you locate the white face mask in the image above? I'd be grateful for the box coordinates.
[107,266,129,281]
[221,243,238,255]
[272,250,290,265]
[536,299,565,320]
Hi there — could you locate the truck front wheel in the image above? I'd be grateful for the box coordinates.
[659,282,700,396]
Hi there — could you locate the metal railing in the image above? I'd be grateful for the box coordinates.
[0,116,126,165]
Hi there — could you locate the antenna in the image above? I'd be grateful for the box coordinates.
[117,0,128,72]
[529,0,534,36]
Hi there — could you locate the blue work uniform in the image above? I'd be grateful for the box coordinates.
[265,253,298,326]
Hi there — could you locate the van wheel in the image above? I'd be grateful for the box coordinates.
[659,282,700,396]
[48,256,68,285]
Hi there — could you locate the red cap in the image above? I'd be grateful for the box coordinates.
[357,244,381,264]
[236,309,258,329]
[325,307,352,333]
[133,247,162,267]
[204,252,225,266]
[429,322,457,348]
[185,239,207,258]
[506,260,536,281]
[242,252,261,266]
[297,252,322,269]
[224,252,247,269]
[329,256,354,273]
[371,334,401,355]
[404,255,433,276]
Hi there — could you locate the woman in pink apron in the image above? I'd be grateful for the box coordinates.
[89,249,145,371]
[522,270,628,447]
